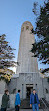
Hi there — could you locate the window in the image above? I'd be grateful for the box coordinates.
[46,88,48,93]
[47,78,49,83]
[26,26,29,30]
[21,27,24,32]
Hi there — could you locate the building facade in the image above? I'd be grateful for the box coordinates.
[3,21,49,100]
[16,21,44,99]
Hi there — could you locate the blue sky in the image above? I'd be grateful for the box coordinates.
[0,0,48,72]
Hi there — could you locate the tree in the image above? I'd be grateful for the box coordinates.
[0,34,16,82]
[31,0,49,73]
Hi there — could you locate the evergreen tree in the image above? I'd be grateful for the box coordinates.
[31,0,49,73]
[0,34,16,82]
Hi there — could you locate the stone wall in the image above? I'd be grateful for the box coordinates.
[0,79,17,108]
[9,94,16,108]
[0,94,3,108]
[5,78,17,94]
[0,80,6,94]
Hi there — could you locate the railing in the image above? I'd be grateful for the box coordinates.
[41,98,49,111]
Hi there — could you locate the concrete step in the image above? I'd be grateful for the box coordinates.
[7,108,49,111]
[20,98,45,109]
[20,109,49,111]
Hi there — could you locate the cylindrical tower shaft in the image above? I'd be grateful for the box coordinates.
[16,21,38,74]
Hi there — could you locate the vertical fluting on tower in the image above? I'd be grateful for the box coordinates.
[16,21,38,74]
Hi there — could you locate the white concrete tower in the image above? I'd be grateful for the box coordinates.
[16,21,38,74]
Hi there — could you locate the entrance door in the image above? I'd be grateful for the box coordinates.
[26,84,33,98]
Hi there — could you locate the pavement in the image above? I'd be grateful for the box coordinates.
[7,108,49,111]
[20,109,49,111]
[20,109,41,111]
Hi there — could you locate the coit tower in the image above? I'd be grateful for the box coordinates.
[16,21,38,74]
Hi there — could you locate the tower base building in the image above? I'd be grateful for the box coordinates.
[16,72,44,99]
[16,21,48,99]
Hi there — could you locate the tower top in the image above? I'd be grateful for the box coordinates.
[21,21,33,32]
[22,21,33,26]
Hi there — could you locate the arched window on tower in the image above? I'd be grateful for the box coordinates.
[31,28,34,33]
[21,27,24,32]
[26,26,29,30]
[30,27,34,34]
